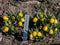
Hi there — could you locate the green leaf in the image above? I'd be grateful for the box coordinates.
[35,37,39,41]
[4,21,9,26]
[28,29,32,33]
[36,27,38,32]
[37,14,40,19]
[52,15,56,18]
[34,23,36,26]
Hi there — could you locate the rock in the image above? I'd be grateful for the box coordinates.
[1,35,14,45]
[0,33,2,45]
[0,33,2,42]
[0,3,3,15]
[0,0,2,2]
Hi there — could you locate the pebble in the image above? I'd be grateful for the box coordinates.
[0,33,2,42]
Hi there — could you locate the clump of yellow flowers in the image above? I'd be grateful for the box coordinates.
[2,11,25,35]
[50,18,58,24]
[29,30,43,40]
[18,12,25,27]
[29,11,59,41]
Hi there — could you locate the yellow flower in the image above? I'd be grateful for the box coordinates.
[39,26,42,29]
[18,12,23,17]
[49,29,54,35]
[54,19,58,24]
[12,16,15,19]
[18,21,23,26]
[43,26,48,32]
[33,17,38,23]
[37,32,42,37]
[29,34,33,40]
[41,18,45,21]
[21,18,25,22]
[50,18,54,24]
[2,26,9,32]
[32,31,37,37]
[3,15,9,21]
[55,28,58,31]
[40,13,44,18]
[8,20,11,24]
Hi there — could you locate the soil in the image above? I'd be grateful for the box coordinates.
[0,0,60,45]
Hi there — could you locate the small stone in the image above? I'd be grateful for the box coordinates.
[37,2,40,5]
[58,3,60,5]
[0,0,2,2]
[0,33,2,42]
[56,6,59,8]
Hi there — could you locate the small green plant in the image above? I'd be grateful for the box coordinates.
[2,11,25,35]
